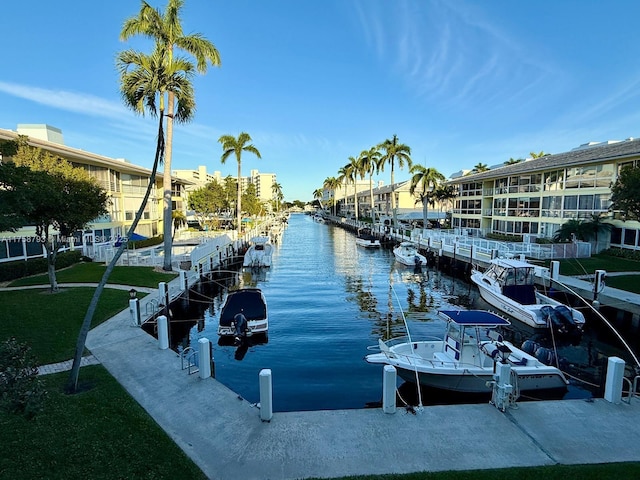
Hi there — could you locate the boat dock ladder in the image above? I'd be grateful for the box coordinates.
[623,375,640,404]
[179,346,199,375]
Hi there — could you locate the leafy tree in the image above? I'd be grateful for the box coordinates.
[67,42,194,393]
[241,183,262,217]
[0,151,109,292]
[530,151,549,158]
[409,165,445,227]
[218,132,261,233]
[581,213,612,251]
[0,337,48,418]
[0,163,33,232]
[121,0,221,271]
[336,165,349,216]
[432,184,457,220]
[611,165,640,220]
[344,156,360,222]
[188,180,228,230]
[378,135,412,228]
[0,138,18,159]
[271,182,283,212]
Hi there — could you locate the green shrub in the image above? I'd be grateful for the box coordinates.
[0,337,48,418]
[602,247,640,261]
[485,232,523,243]
[129,235,163,250]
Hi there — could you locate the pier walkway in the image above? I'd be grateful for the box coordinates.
[82,274,640,480]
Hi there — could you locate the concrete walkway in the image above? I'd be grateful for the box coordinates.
[79,277,640,480]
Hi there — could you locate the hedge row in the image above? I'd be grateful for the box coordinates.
[0,250,82,283]
[602,247,640,262]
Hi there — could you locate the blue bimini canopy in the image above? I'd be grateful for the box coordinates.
[439,310,510,326]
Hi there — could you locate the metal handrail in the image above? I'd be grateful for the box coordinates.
[179,346,199,375]
[622,375,640,404]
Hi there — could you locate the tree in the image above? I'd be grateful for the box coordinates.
[433,184,457,222]
[323,176,341,216]
[378,135,412,228]
[504,157,523,165]
[336,166,349,216]
[530,151,548,158]
[472,163,489,173]
[358,146,382,222]
[611,165,640,220]
[581,213,612,251]
[172,209,187,239]
[345,156,360,222]
[313,188,323,207]
[408,165,445,228]
[121,0,221,272]
[67,43,194,393]
[553,219,586,242]
[271,182,283,212]
[1,151,109,292]
[218,132,261,233]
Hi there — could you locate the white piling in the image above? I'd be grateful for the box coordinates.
[180,270,188,291]
[198,338,211,379]
[491,362,513,411]
[550,261,560,280]
[259,369,273,422]
[604,356,625,404]
[382,365,397,414]
[129,298,141,326]
[157,315,169,350]
[519,253,525,262]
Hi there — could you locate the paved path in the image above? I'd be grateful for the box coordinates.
[0,283,156,293]
[37,355,101,376]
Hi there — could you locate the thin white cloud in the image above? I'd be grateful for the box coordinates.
[0,81,126,119]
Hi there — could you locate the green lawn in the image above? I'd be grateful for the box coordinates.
[0,366,207,480]
[547,254,640,276]
[8,262,178,288]
[0,288,129,364]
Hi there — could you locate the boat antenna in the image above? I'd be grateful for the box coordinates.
[390,282,424,410]
[548,274,640,371]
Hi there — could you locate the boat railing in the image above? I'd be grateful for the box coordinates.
[622,375,640,404]
[367,335,442,351]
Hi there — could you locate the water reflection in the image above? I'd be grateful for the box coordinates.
[163,214,640,411]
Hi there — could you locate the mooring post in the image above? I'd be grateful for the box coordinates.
[550,261,560,281]
[259,369,273,422]
[491,362,513,411]
[593,269,607,301]
[198,338,211,379]
[604,356,625,404]
[180,270,188,291]
[382,365,397,414]
[157,315,169,350]
[129,298,141,326]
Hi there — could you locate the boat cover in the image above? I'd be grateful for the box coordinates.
[219,289,267,326]
[439,310,511,326]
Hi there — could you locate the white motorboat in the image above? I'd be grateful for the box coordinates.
[365,310,569,395]
[355,228,381,248]
[393,241,427,266]
[470,258,585,333]
[218,288,268,338]
[242,236,273,268]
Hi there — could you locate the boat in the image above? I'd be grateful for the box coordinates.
[365,310,569,395]
[470,258,585,333]
[393,241,427,266]
[355,228,381,248]
[217,288,268,338]
[242,236,273,268]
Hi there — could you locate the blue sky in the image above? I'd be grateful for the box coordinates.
[2,0,640,202]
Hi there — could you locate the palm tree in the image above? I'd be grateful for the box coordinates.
[504,157,523,165]
[358,146,381,222]
[313,188,323,209]
[271,182,283,212]
[172,209,187,239]
[553,219,586,242]
[433,184,457,224]
[409,165,445,228]
[323,176,340,216]
[121,0,221,271]
[530,151,548,158]
[581,213,612,252]
[218,132,261,233]
[68,46,194,393]
[378,135,412,228]
[472,163,489,173]
[346,156,360,222]
[337,166,349,217]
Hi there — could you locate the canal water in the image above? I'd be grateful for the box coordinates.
[167,213,637,412]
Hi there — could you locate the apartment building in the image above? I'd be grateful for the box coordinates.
[446,137,640,251]
[0,124,191,263]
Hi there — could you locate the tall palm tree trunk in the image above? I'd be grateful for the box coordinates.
[369,174,375,222]
[236,160,242,234]
[67,114,165,393]
[162,92,175,271]
[354,180,359,223]
[391,161,396,228]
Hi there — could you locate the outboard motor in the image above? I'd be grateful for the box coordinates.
[233,311,248,340]
[554,305,576,327]
[535,346,557,366]
[521,340,540,356]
